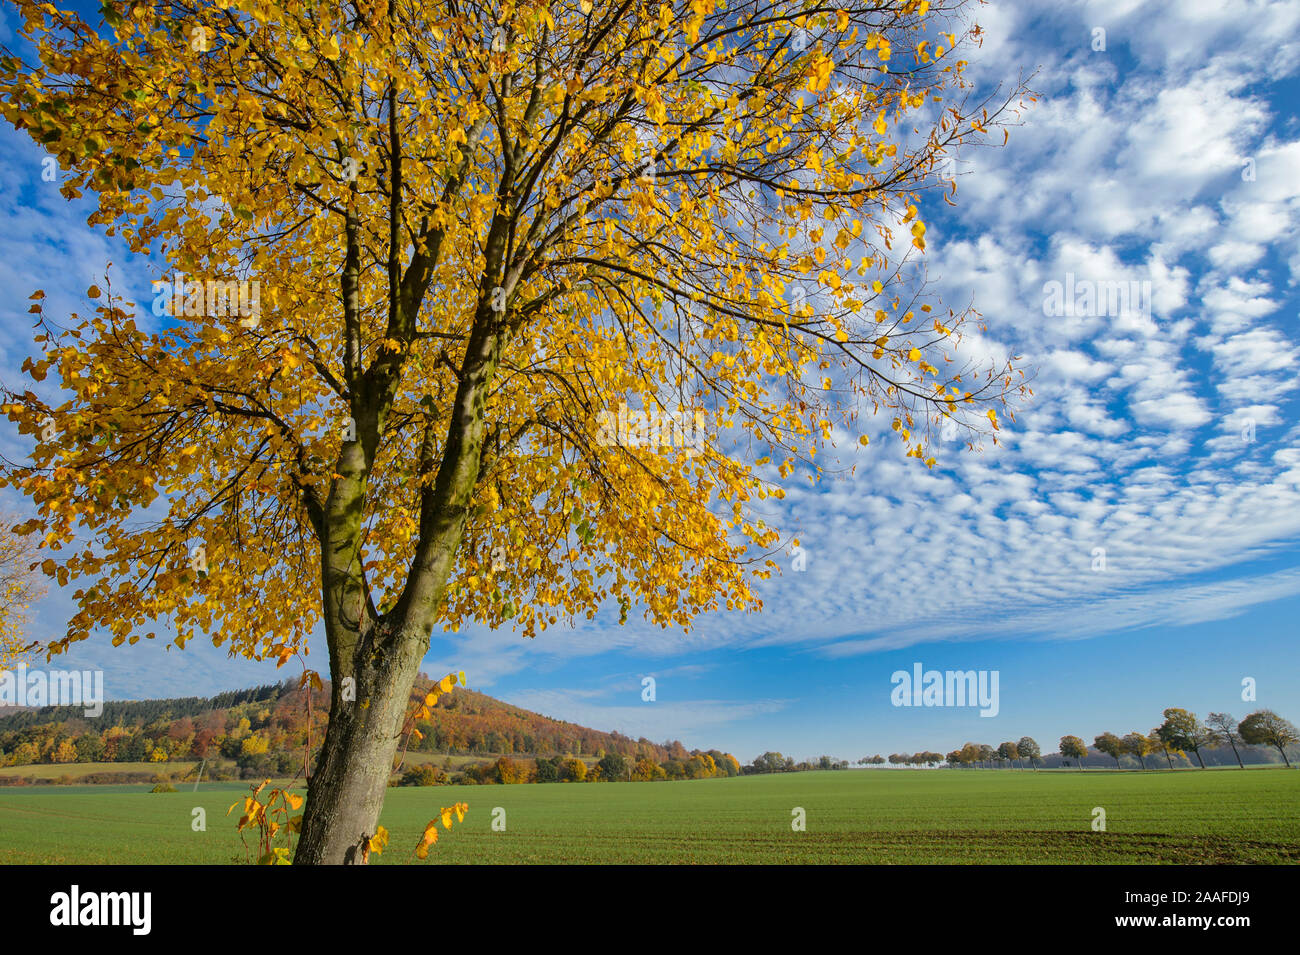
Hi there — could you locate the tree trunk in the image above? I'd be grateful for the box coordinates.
[291,292,503,862]
[1193,748,1205,769]
[1229,741,1243,769]
[1278,744,1292,768]
[295,621,428,864]
[1164,750,1173,769]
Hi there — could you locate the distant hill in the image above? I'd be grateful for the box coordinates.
[0,675,702,780]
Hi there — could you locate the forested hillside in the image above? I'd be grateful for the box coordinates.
[0,675,725,782]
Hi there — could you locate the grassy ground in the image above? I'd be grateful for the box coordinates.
[0,768,1295,864]
[0,760,199,780]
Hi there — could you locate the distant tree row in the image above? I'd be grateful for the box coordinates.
[856,752,946,767]
[397,749,743,786]
[1076,708,1298,770]
[935,738,1042,769]
[741,752,851,774]
[901,708,1299,771]
[849,708,1299,773]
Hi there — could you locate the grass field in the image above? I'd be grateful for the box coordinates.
[0,768,1296,864]
[0,760,199,780]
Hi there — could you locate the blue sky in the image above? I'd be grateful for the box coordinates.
[2,0,1298,764]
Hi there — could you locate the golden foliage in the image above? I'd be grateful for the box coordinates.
[414,802,468,860]
[0,0,1028,668]
[228,779,305,864]
[0,515,47,667]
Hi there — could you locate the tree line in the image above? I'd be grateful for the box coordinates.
[864,708,1298,771]
[1070,708,1297,770]
[742,753,852,774]
[400,749,743,787]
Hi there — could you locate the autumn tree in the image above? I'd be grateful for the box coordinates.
[1059,735,1086,769]
[1016,735,1039,770]
[1239,710,1298,769]
[1158,708,1209,769]
[0,514,48,667]
[715,752,740,776]
[596,750,627,780]
[1092,732,1123,769]
[1121,731,1151,771]
[631,756,664,780]
[1205,712,1244,769]
[51,737,78,763]
[1148,727,1177,770]
[996,739,1018,767]
[0,0,1025,862]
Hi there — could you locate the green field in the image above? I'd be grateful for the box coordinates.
[0,760,200,780]
[0,768,1296,864]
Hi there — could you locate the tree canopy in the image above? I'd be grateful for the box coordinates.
[1,0,1024,664]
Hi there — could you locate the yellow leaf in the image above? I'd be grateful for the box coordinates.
[645,89,666,126]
